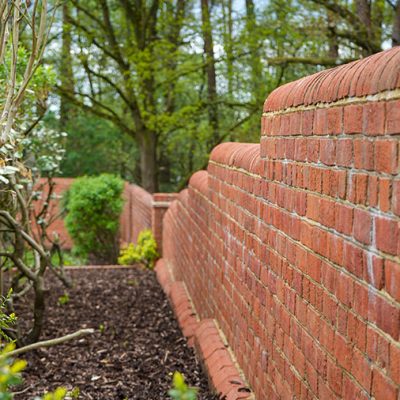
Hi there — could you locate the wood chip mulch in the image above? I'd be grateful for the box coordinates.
[13,267,220,399]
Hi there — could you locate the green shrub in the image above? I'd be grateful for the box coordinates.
[64,174,124,264]
[118,229,158,268]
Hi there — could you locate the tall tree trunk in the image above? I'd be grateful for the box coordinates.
[200,0,219,147]
[245,0,263,100]
[327,11,339,59]
[393,0,400,46]
[138,131,158,193]
[60,2,74,128]
[222,0,234,96]
[355,0,373,55]
[372,0,384,48]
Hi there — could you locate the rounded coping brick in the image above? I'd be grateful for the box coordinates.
[264,47,400,112]
[189,170,209,194]
[210,142,261,173]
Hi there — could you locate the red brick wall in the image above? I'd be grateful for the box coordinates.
[120,183,153,244]
[163,47,400,399]
[36,180,155,250]
[34,177,74,249]
[152,193,178,255]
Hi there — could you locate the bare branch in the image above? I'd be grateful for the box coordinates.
[3,328,95,357]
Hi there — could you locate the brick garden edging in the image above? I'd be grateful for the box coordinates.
[155,259,254,400]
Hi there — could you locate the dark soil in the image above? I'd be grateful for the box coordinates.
[13,267,220,399]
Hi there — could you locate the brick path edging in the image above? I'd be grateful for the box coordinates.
[155,259,254,400]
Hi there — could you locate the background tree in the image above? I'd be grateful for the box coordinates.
[52,0,399,192]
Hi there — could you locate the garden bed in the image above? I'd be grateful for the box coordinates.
[14,266,220,399]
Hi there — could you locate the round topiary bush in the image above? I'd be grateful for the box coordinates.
[64,174,124,265]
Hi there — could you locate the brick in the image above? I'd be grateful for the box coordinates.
[372,368,398,400]
[375,296,400,340]
[385,260,400,302]
[354,139,374,170]
[336,138,353,167]
[336,272,354,307]
[307,138,320,163]
[320,198,335,227]
[334,203,353,235]
[353,208,372,245]
[327,106,343,134]
[301,110,314,136]
[375,216,399,255]
[386,99,400,134]
[314,109,327,135]
[364,254,384,290]
[364,102,385,135]
[375,139,398,174]
[351,348,372,391]
[342,374,369,400]
[389,342,400,384]
[379,178,391,212]
[327,358,343,396]
[320,139,336,166]
[344,104,363,134]
[393,179,400,216]
[368,175,379,207]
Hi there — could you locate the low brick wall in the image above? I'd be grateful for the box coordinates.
[37,179,174,252]
[120,183,153,244]
[162,47,400,399]
[34,177,74,249]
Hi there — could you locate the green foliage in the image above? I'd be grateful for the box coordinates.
[118,230,158,269]
[67,387,80,399]
[168,372,198,400]
[0,345,67,400]
[17,250,85,270]
[0,344,27,400]
[98,324,105,334]
[57,293,70,306]
[38,388,67,400]
[64,174,124,264]
[0,291,17,343]
[54,112,139,181]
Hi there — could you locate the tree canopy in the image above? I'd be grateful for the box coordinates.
[48,0,400,192]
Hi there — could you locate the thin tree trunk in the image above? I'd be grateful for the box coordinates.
[222,0,234,96]
[138,131,158,193]
[372,0,384,48]
[327,11,339,59]
[393,0,400,46]
[200,0,219,146]
[22,275,45,346]
[355,0,373,55]
[245,0,263,100]
[60,2,74,128]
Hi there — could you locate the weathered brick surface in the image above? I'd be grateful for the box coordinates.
[163,47,400,399]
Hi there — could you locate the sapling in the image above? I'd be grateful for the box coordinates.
[168,372,198,400]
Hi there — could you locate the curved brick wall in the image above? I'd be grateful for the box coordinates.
[163,47,400,399]
[37,180,154,250]
[120,183,153,244]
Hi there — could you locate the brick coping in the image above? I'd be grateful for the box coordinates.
[155,259,254,400]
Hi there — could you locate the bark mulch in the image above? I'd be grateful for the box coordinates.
[13,266,221,400]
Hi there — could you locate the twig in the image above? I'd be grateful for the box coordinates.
[2,328,95,358]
